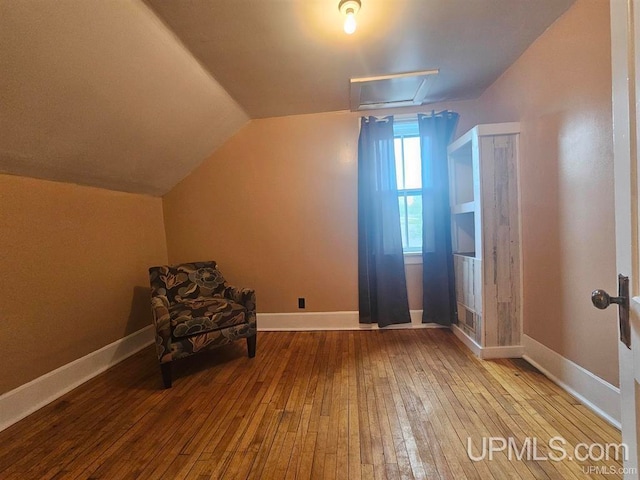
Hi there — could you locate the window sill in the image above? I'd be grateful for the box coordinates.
[404,253,423,265]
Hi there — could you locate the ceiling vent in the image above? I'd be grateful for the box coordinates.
[349,69,439,111]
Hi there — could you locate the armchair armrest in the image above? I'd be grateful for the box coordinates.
[223,285,256,326]
[150,295,172,363]
[224,285,256,309]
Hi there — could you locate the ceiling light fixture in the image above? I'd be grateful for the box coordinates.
[338,0,361,35]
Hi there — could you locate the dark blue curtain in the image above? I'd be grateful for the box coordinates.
[418,111,459,325]
[357,116,411,327]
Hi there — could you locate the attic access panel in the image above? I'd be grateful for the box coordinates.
[350,69,439,111]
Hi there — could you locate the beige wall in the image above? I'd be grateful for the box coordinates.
[468,0,618,385]
[163,0,617,385]
[162,109,441,314]
[0,174,168,393]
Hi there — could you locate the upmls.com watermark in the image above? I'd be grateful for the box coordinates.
[466,436,628,463]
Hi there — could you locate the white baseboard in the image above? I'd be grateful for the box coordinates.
[257,310,448,331]
[522,334,621,429]
[482,345,525,359]
[451,324,523,359]
[451,324,482,356]
[0,325,155,433]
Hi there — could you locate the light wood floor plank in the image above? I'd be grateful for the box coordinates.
[0,330,623,479]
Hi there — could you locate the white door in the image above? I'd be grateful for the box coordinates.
[608,0,640,474]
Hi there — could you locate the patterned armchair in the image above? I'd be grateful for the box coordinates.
[148,261,257,388]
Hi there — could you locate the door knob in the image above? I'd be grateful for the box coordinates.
[591,274,630,349]
[591,289,625,309]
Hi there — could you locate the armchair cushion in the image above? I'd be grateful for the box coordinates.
[169,297,247,338]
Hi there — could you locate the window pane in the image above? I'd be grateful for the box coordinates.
[394,138,404,190]
[398,195,407,250]
[403,137,422,189]
[406,194,422,251]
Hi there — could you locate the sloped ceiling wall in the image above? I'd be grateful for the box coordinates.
[0,0,248,196]
[0,0,575,196]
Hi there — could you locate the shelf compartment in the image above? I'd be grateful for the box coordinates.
[451,211,475,255]
[449,144,474,205]
[451,201,475,215]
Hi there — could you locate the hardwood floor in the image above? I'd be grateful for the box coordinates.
[0,329,623,479]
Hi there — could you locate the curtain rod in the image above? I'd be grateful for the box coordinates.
[363,110,456,122]
[418,109,456,118]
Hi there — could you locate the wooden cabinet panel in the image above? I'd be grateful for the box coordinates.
[449,124,521,354]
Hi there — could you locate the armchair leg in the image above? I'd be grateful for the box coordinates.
[160,362,172,389]
[247,334,257,358]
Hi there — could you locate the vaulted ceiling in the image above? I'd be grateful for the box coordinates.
[0,0,575,195]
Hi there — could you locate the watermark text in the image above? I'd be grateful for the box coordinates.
[466,436,628,463]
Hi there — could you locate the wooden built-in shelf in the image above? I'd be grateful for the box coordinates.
[448,122,521,355]
[453,251,476,258]
[451,202,475,215]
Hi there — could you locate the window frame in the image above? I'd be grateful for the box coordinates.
[393,119,423,259]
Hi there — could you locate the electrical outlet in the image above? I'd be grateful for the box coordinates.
[298,297,306,309]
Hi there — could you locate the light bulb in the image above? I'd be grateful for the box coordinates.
[344,10,357,34]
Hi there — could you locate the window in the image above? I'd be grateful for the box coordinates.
[394,120,422,254]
